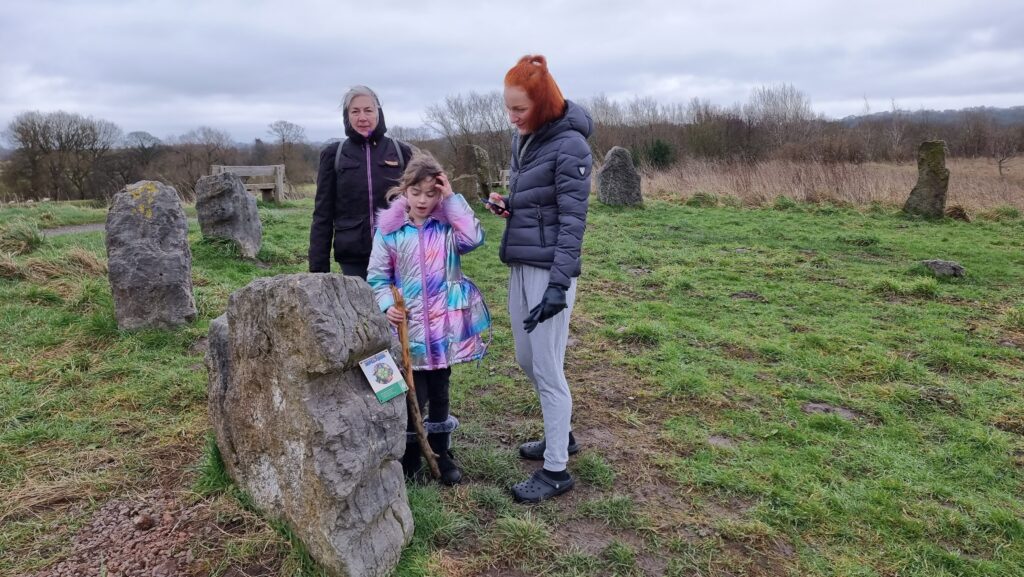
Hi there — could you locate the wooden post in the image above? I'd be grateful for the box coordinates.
[274,165,285,203]
[391,286,440,479]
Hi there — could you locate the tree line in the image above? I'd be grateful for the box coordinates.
[420,86,1024,180]
[1,113,319,202]
[3,85,1022,202]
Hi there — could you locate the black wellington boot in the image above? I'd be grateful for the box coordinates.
[427,432,463,486]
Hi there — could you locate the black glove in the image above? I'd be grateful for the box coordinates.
[523,285,567,333]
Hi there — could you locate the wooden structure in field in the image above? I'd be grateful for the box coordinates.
[210,165,285,203]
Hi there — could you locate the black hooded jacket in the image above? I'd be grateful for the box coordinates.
[308,107,413,271]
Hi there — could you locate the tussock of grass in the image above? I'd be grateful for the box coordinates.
[0,252,23,279]
[685,192,718,208]
[22,257,64,283]
[468,485,514,516]
[1004,306,1024,330]
[606,322,665,346]
[979,206,1021,221]
[602,540,641,577]
[457,447,522,487]
[773,196,799,211]
[485,514,553,568]
[578,496,642,529]
[574,452,616,490]
[0,220,43,255]
[548,549,603,577]
[836,233,880,246]
[870,277,939,298]
[193,434,233,497]
[63,247,107,276]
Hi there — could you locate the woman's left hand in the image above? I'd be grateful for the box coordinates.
[435,173,454,199]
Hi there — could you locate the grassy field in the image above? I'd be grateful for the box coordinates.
[2,196,1023,576]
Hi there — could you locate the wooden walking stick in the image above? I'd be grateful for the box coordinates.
[391,286,441,479]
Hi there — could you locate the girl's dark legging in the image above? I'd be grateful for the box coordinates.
[407,367,452,431]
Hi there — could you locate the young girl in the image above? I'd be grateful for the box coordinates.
[367,152,490,485]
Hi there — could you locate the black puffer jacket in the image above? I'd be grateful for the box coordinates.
[308,108,413,271]
[499,100,593,288]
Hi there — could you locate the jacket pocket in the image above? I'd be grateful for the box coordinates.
[446,278,491,341]
[332,218,369,258]
[536,210,546,247]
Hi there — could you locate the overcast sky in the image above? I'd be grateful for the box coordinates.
[2,0,1022,143]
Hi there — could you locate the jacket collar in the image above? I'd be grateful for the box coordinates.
[514,100,593,165]
[375,195,450,235]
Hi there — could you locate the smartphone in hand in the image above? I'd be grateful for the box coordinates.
[482,199,510,216]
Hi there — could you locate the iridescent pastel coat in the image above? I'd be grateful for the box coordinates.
[367,194,490,370]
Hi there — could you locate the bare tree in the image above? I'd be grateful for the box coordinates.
[424,91,511,176]
[268,120,306,163]
[169,126,234,195]
[3,110,121,200]
[989,125,1021,177]
[744,84,816,149]
[887,99,908,163]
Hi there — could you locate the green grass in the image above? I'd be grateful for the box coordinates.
[574,452,616,489]
[0,200,109,228]
[3,197,1024,576]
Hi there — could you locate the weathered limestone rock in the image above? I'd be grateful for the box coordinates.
[105,180,196,330]
[921,259,965,278]
[195,173,263,258]
[596,146,642,206]
[206,273,412,577]
[451,144,490,203]
[903,141,950,218]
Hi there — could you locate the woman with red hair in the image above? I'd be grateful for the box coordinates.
[485,55,593,503]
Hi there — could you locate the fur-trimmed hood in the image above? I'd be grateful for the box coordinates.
[375,195,452,236]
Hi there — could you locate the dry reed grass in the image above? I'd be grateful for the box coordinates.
[0,252,23,279]
[63,247,107,276]
[641,158,1024,211]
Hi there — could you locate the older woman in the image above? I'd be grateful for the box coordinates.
[485,55,593,503]
[309,86,413,278]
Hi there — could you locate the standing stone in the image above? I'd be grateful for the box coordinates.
[596,146,642,206]
[206,274,412,577]
[451,144,490,203]
[105,180,196,330]
[903,141,950,218]
[195,173,262,258]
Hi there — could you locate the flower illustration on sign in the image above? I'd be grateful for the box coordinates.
[372,362,394,385]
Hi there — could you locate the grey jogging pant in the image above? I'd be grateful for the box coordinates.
[508,264,578,472]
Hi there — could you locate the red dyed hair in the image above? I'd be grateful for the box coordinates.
[504,55,566,133]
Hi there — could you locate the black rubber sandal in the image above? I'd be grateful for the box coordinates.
[511,469,575,503]
[518,438,581,461]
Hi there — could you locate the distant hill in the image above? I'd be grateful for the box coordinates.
[840,105,1024,126]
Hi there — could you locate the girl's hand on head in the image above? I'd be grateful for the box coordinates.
[386,306,406,326]
[435,173,454,199]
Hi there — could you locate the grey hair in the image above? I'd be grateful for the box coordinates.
[341,85,380,111]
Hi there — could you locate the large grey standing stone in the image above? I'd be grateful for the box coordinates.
[903,141,950,218]
[195,173,263,258]
[596,146,642,206]
[206,273,412,577]
[105,180,197,330]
